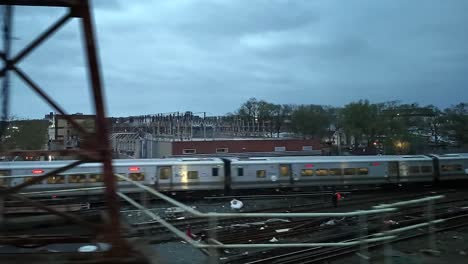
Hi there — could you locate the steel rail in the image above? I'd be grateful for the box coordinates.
[114,173,397,218]
[117,192,397,249]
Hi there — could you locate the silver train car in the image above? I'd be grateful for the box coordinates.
[0,158,225,196]
[0,154,467,196]
[227,155,435,189]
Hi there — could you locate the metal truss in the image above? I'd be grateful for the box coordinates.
[0,0,126,256]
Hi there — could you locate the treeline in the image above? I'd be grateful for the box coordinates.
[229,98,468,154]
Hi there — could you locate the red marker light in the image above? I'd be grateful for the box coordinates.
[372,162,380,166]
[32,169,44,174]
[305,164,314,168]
[129,167,140,172]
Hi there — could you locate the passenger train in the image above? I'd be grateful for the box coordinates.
[0,154,467,197]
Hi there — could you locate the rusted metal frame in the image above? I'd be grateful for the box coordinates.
[0,0,78,7]
[0,11,72,77]
[12,66,89,136]
[7,193,100,231]
[1,159,87,195]
[79,0,121,244]
[1,5,12,135]
[0,235,93,245]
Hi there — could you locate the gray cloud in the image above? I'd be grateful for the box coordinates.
[5,0,468,118]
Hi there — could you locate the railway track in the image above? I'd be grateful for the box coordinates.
[219,195,468,264]
[125,188,458,242]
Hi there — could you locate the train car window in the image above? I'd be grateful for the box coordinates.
[329,168,342,176]
[421,166,433,173]
[344,168,356,176]
[301,169,314,176]
[25,177,43,184]
[68,174,87,183]
[187,171,199,179]
[237,168,244,176]
[256,170,266,178]
[357,168,369,175]
[315,169,328,176]
[452,164,463,172]
[159,167,171,179]
[212,168,219,176]
[409,166,420,174]
[279,165,290,177]
[129,173,145,181]
[88,174,103,183]
[47,175,65,184]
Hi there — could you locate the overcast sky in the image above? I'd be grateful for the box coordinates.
[6,0,468,118]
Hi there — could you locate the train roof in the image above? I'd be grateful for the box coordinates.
[227,155,432,164]
[430,153,468,160]
[0,157,224,169]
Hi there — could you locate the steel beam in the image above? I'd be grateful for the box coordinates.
[0,0,78,7]
[0,11,72,76]
[13,66,89,136]
[79,0,122,248]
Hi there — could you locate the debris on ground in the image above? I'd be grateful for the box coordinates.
[320,219,337,226]
[383,220,399,225]
[230,199,244,210]
[275,228,290,233]
[269,237,279,242]
[459,250,466,255]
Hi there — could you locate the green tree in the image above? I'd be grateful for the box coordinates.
[444,103,468,145]
[290,105,330,139]
[341,100,380,148]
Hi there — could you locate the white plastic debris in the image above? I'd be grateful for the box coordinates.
[259,227,265,230]
[383,220,399,225]
[269,237,279,242]
[176,217,185,220]
[275,228,290,233]
[320,219,337,226]
[230,199,244,210]
[78,245,98,252]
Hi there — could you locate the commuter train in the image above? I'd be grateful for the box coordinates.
[0,154,467,197]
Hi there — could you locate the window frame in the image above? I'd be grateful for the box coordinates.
[301,169,314,177]
[182,149,196,154]
[329,168,342,176]
[68,174,87,183]
[315,169,328,176]
[256,170,266,178]
[409,166,420,174]
[47,175,65,184]
[237,167,244,177]
[344,168,356,176]
[357,168,369,176]
[187,171,199,180]
[159,166,172,180]
[216,148,228,153]
[129,172,145,181]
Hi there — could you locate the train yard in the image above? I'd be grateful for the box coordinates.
[2,184,468,263]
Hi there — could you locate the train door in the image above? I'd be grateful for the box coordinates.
[0,170,9,188]
[157,166,172,191]
[279,164,292,186]
[387,162,399,183]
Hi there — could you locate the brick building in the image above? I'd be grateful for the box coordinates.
[122,137,323,158]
